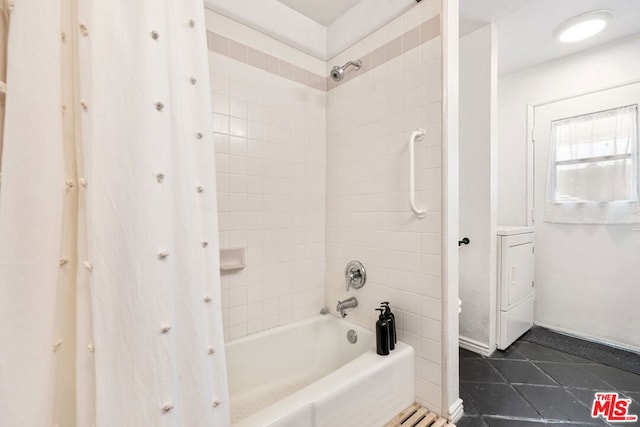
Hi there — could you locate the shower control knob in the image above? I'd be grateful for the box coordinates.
[344,260,366,291]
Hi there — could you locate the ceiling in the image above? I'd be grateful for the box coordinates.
[461,0,640,75]
[274,0,364,26]
[271,0,640,73]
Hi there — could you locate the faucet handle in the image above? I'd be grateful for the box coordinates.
[344,260,366,291]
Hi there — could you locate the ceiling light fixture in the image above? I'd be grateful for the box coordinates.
[554,10,613,43]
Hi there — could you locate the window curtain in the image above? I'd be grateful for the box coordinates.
[544,105,640,224]
[0,1,230,426]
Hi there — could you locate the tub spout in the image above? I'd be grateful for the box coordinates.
[336,297,358,318]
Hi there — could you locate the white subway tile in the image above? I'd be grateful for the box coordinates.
[212,93,230,114]
[416,378,442,410]
[416,356,442,387]
[230,97,248,119]
[212,113,229,134]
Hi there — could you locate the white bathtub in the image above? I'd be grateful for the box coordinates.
[226,315,415,427]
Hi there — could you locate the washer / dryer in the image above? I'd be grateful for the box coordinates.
[496,226,535,350]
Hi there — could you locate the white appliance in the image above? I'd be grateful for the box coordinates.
[496,226,535,350]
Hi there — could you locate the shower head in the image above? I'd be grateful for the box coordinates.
[330,60,362,82]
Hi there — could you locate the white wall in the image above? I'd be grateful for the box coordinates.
[325,0,444,411]
[458,24,497,353]
[498,34,640,350]
[498,34,640,225]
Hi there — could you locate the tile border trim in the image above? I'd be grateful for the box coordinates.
[206,14,440,93]
[326,15,441,91]
[206,31,327,92]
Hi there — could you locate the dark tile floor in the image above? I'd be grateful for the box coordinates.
[458,339,640,426]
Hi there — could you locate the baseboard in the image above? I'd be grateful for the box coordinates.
[448,398,464,423]
[459,335,493,357]
[533,322,640,354]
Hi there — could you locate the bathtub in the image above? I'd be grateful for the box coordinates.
[226,315,415,427]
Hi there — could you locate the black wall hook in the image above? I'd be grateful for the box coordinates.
[458,237,470,247]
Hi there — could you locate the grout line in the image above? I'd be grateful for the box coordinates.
[481,415,549,424]
[529,359,563,386]
[482,358,511,384]
[506,382,562,389]
[508,382,547,421]
[459,380,511,385]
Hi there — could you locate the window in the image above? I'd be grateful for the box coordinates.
[550,105,638,202]
[545,104,640,224]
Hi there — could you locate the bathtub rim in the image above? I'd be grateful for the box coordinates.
[227,314,415,427]
[225,313,374,350]
[234,342,415,426]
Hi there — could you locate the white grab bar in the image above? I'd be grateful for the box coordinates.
[409,128,427,219]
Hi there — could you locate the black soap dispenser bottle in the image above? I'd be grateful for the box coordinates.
[375,308,390,356]
[381,302,397,350]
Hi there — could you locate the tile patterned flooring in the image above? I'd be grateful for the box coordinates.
[458,339,640,426]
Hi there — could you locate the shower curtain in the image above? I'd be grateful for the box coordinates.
[0,1,229,426]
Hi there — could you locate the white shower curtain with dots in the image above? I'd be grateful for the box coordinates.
[0,0,229,426]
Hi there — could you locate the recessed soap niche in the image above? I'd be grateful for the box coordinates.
[220,247,245,272]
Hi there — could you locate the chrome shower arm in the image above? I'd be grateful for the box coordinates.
[330,59,362,82]
[341,60,361,71]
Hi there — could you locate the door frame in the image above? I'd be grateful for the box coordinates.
[442,0,462,422]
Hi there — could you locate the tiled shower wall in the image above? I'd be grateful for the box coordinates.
[205,0,444,412]
[325,0,443,411]
[204,10,326,341]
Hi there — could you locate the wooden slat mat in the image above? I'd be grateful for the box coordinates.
[385,403,456,427]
